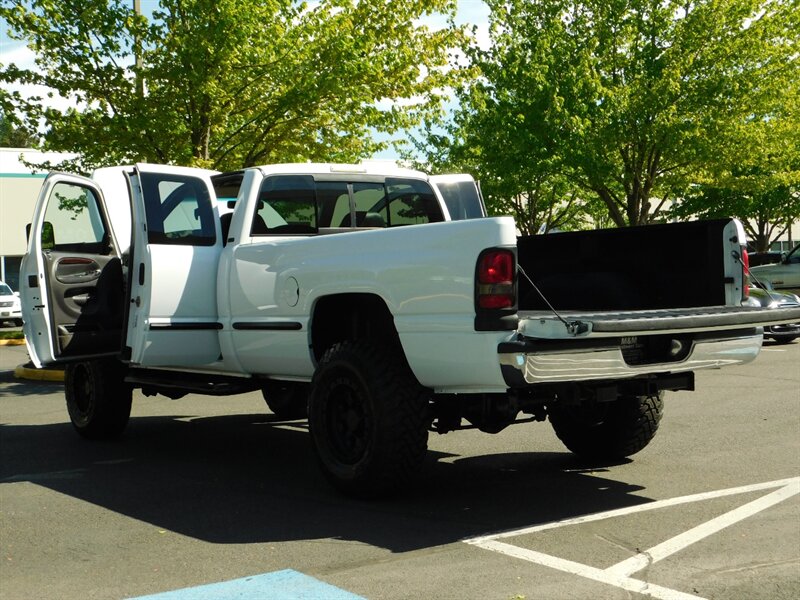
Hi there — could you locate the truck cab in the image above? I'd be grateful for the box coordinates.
[20,163,483,371]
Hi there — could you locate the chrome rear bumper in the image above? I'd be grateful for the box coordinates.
[499,333,763,386]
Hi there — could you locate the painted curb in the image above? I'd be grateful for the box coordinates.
[14,364,64,382]
[0,338,26,346]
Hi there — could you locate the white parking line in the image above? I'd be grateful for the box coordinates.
[465,477,799,600]
[475,540,703,600]
[605,480,800,577]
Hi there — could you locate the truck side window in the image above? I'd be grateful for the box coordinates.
[315,181,389,228]
[351,183,387,227]
[255,175,317,234]
[42,182,109,252]
[139,173,216,246]
[315,181,350,228]
[384,179,443,226]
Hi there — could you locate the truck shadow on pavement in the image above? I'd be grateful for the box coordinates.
[0,410,648,553]
[0,373,63,397]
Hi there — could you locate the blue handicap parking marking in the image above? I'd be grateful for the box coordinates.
[128,569,366,600]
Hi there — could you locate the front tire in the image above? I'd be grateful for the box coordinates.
[65,360,132,439]
[308,340,430,497]
[549,392,664,460]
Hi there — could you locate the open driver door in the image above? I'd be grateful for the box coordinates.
[20,173,125,367]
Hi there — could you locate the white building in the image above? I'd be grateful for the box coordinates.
[0,148,78,290]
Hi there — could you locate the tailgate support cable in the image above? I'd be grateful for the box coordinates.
[733,250,781,304]
[517,265,589,336]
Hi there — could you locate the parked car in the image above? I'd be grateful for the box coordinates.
[0,281,22,326]
[747,251,783,267]
[749,243,800,294]
[745,286,800,344]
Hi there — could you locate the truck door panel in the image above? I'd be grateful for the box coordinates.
[45,253,124,356]
[20,175,124,366]
[126,164,223,367]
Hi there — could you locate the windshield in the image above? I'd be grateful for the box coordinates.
[0,283,12,295]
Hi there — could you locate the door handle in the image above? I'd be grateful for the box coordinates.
[72,294,91,306]
[57,270,100,283]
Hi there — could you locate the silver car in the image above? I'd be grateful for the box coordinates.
[0,281,22,327]
[749,243,800,295]
[746,285,800,344]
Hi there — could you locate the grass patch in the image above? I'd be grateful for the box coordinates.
[0,330,24,340]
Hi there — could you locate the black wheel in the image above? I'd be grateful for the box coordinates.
[261,381,308,419]
[308,340,430,497]
[772,336,798,345]
[549,392,664,460]
[65,360,132,439]
[13,319,23,327]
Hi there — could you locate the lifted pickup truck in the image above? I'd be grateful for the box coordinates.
[20,163,800,496]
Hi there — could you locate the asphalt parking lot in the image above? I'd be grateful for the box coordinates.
[1,338,798,600]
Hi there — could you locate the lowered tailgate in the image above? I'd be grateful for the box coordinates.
[516,305,800,339]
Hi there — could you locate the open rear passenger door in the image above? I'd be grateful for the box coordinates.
[124,164,223,367]
[20,173,124,367]
[429,174,487,220]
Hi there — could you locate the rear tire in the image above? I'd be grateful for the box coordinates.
[65,360,132,439]
[261,381,308,420]
[308,340,430,497]
[549,392,664,459]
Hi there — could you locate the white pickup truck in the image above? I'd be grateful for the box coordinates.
[20,162,800,496]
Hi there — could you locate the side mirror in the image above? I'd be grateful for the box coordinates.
[41,222,55,249]
[25,221,55,249]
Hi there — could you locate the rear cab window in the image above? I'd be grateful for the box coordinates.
[249,174,443,236]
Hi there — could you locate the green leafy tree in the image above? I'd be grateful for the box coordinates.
[408,96,594,235]
[0,104,37,148]
[672,182,798,252]
[669,88,800,251]
[1,0,463,172]
[420,0,800,229]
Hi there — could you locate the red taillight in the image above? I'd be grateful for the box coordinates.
[742,248,750,299]
[480,251,514,283]
[477,250,515,309]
